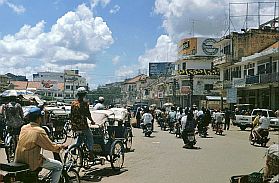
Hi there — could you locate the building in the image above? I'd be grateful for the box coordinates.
[5,73,27,81]
[64,70,87,102]
[175,37,221,108]
[33,72,64,82]
[0,75,10,92]
[213,18,279,110]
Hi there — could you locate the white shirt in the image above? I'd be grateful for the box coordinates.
[142,113,153,125]
[259,116,270,129]
[94,103,105,110]
[181,115,187,131]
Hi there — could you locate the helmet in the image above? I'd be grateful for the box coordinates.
[77,87,87,95]
[98,96,104,102]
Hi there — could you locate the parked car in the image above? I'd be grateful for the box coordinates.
[234,108,279,130]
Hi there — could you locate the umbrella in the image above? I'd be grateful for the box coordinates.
[1,90,34,97]
[163,102,173,106]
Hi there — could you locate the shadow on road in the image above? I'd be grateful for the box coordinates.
[183,146,202,150]
[81,167,128,182]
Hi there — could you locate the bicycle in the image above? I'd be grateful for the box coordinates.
[4,126,20,163]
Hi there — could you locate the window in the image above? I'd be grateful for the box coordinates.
[66,85,70,89]
[204,84,213,91]
[258,64,265,75]
[273,62,277,73]
[182,62,186,70]
[223,45,230,55]
[248,68,254,76]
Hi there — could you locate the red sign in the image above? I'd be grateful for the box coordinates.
[180,86,191,94]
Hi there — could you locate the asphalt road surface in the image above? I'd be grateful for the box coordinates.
[0,123,278,183]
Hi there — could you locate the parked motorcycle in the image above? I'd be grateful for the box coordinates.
[249,129,270,147]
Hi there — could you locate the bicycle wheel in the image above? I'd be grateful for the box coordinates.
[125,131,133,151]
[64,146,83,173]
[61,168,80,183]
[5,135,16,163]
[54,129,67,144]
[110,141,124,171]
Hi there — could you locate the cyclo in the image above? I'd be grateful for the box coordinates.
[64,109,125,173]
[109,107,133,151]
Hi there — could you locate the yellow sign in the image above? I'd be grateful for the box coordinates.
[177,68,220,76]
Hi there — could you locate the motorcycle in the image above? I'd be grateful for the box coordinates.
[249,128,270,147]
[182,130,196,149]
[215,122,223,135]
[198,125,208,138]
[142,123,152,137]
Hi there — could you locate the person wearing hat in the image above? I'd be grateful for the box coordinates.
[15,107,67,183]
[70,87,95,160]
[94,96,105,110]
[2,90,24,136]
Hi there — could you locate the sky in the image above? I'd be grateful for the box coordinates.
[0,0,278,89]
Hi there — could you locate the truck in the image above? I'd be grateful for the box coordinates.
[234,109,279,130]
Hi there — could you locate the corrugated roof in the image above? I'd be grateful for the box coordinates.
[11,81,64,90]
[125,74,147,84]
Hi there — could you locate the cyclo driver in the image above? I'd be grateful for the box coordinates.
[70,87,96,159]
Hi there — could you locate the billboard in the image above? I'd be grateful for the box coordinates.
[178,37,219,58]
[149,62,175,78]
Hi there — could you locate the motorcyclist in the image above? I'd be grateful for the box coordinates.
[168,107,176,133]
[181,110,196,148]
[141,107,153,133]
[253,112,270,140]
[94,96,105,110]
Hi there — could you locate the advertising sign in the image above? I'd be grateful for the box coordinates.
[178,37,219,58]
[149,62,175,78]
[227,88,237,103]
[177,68,220,76]
[40,80,59,90]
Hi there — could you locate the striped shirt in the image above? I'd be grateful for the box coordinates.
[15,122,62,171]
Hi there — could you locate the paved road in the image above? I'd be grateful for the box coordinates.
[0,124,277,183]
[78,124,278,183]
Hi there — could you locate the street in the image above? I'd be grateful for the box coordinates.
[0,123,278,183]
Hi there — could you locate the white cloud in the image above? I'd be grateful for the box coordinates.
[115,65,135,78]
[0,0,25,14]
[90,0,111,8]
[110,5,120,14]
[112,55,120,65]
[0,4,113,86]
[138,35,177,72]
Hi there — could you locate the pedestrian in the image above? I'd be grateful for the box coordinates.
[15,107,67,183]
[224,108,231,130]
[70,87,96,160]
[135,107,142,128]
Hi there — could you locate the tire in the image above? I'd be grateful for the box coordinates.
[125,132,132,151]
[110,141,124,171]
[240,126,246,131]
[64,146,83,174]
[61,168,80,183]
[5,135,16,163]
[53,129,67,144]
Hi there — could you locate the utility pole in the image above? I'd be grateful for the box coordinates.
[189,74,194,107]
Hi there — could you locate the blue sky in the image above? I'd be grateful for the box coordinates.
[0,0,277,89]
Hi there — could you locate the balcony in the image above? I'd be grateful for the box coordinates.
[233,72,279,87]
[213,55,232,67]
[260,72,279,84]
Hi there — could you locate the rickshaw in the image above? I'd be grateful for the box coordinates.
[109,107,133,151]
[63,109,125,173]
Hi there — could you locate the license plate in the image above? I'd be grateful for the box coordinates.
[188,136,194,141]
[93,144,102,152]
